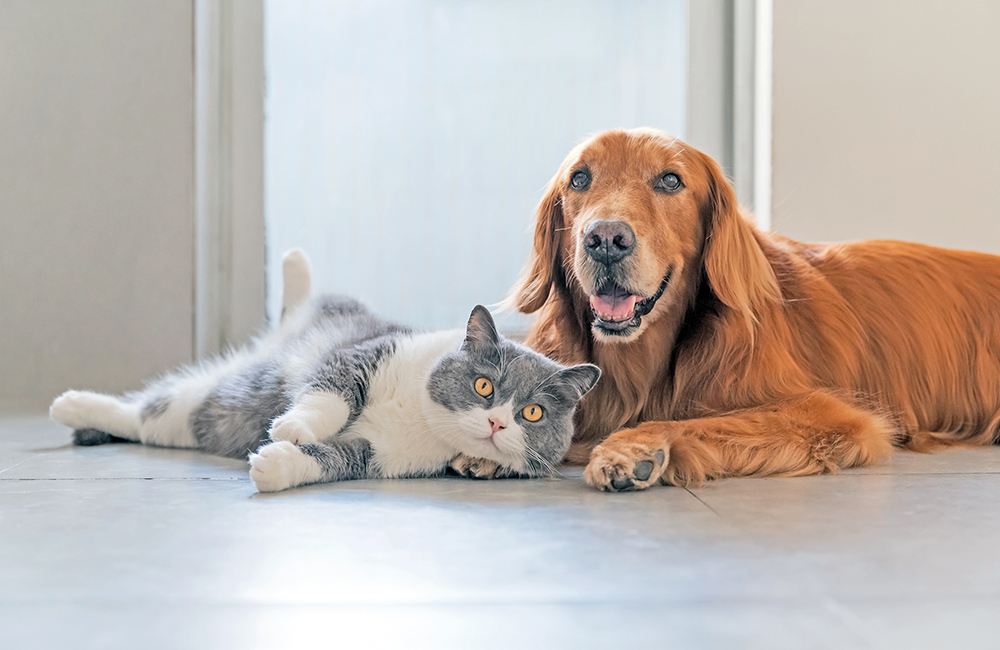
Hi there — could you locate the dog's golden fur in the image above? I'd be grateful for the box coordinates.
[511,128,1000,491]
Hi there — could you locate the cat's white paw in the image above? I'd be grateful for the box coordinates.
[268,414,319,445]
[50,390,100,428]
[249,441,321,492]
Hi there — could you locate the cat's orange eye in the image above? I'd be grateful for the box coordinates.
[522,404,543,422]
[474,378,493,397]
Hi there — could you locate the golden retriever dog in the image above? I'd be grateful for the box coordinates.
[509,127,1000,491]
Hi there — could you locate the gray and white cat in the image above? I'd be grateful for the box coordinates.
[49,249,600,492]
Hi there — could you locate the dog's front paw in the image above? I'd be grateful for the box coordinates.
[268,414,319,445]
[249,441,320,492]
[584,430,669,492]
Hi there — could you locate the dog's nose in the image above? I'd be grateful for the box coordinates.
[583,220,635,265]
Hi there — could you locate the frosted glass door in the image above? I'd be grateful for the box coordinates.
[266,0,687,331]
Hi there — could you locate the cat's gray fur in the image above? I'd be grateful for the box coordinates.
[50,249,600,491]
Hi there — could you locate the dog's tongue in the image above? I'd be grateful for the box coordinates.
[590,288,640,322]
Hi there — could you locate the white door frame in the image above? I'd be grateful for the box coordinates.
[194,0,265,358]
[688,0,772,230]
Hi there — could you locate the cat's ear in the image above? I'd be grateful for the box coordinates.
[463,305,500,353]
[558,364,601,400]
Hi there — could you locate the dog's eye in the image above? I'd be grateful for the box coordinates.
[569,170,591,191]
[654,172,683,193]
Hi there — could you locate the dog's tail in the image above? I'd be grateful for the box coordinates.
[281,248,312,322]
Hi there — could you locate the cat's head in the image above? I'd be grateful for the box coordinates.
[425,305,601,476]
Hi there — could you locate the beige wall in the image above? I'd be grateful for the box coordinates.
[0,2,196,411]
[771,0,1000,254]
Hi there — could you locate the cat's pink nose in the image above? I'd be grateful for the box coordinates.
[489,417,506,435]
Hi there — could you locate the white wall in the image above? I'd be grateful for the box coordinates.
[771,0,1000,254]
[0,2,197,411]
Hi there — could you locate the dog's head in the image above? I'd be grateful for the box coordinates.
[511,128,779,343]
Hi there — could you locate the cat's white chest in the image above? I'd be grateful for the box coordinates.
[345,330,465,477]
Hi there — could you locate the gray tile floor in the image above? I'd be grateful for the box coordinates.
[3,414,1000,649]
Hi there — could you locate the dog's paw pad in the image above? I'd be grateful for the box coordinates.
[633,460,654,481]
[611,476,635,491]
[584,441,670,493]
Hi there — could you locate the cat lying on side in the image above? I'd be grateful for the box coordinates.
[49,249,600,492]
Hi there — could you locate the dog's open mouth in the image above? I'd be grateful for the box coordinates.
[588,270,672,335]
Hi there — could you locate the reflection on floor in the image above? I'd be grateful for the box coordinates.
[3,415,1000,649]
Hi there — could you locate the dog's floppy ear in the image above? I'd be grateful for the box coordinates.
[697,150,781,339]
[506,171,566,314]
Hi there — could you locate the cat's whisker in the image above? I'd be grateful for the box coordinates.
[525,442,569,479]
[521,443,557,476]
[420,422,463,445]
